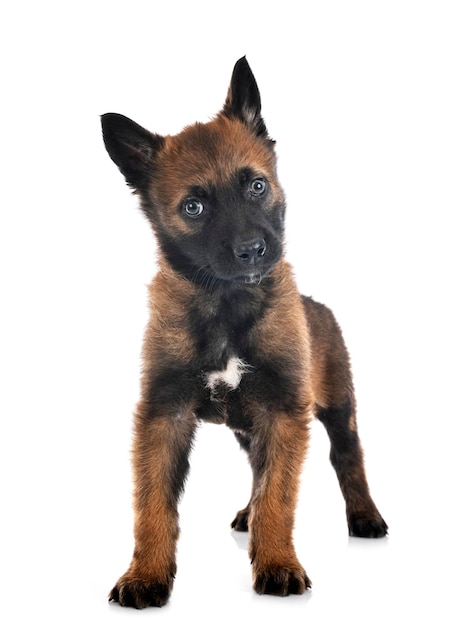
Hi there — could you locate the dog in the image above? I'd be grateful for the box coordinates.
[101,57,387,609]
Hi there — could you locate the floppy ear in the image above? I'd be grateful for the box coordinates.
[222,57,268,138]
[101,113,164,190]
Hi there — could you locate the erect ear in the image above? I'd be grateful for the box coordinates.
[101,113,164,190]
[222,57,268,138]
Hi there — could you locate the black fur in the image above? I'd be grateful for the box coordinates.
[222,56,268,138]
[102,57,387,609]
[316,404,388,538]
[101,113,164,190]
[161,170,284,286]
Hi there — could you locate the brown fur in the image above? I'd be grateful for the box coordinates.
[101,57,387,609]
[248,413,312,593]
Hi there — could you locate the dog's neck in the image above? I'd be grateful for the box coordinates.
[152,255,295,368]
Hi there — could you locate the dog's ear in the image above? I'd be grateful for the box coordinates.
[101,113,164,190]
[222,57,268,138]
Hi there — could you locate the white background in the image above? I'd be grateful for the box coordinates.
[1,1,457,624]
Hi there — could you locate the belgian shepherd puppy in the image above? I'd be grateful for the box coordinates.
[101,57,387,609]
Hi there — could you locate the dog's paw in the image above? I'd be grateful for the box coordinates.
[348,513,388,538]
[231,507,250,532]
[253,565,312,596]
[109,575,174,609]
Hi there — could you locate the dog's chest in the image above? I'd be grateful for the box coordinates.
[195,355,253,429]
[205,356,251,393]
[191,300,258,426]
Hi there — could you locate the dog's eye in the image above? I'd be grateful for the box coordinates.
[250,178,267,196]
[184,199,204,218]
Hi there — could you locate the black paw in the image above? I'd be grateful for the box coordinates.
[254,565,312,596]
[231,508,249,532]
[109,576,173,609]
[348,514,388,538]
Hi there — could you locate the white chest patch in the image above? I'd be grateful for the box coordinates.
[206,357,251,392]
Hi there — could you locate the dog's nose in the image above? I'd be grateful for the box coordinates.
[234,238,267,265]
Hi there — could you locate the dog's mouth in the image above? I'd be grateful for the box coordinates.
[237,271,263,285]
[214,257,279,287]
[210,268,266,287]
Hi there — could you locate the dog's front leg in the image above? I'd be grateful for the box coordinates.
[109,402,196,608]
[248,413,312,596]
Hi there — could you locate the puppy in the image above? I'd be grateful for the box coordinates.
[101,57,387,609]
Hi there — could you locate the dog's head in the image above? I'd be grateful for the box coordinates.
[101,58,286,288]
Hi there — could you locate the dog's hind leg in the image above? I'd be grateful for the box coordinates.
[303,296,388,538]
[248,414,312,595]
[315,402,388,537]
[109,404,197,608]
